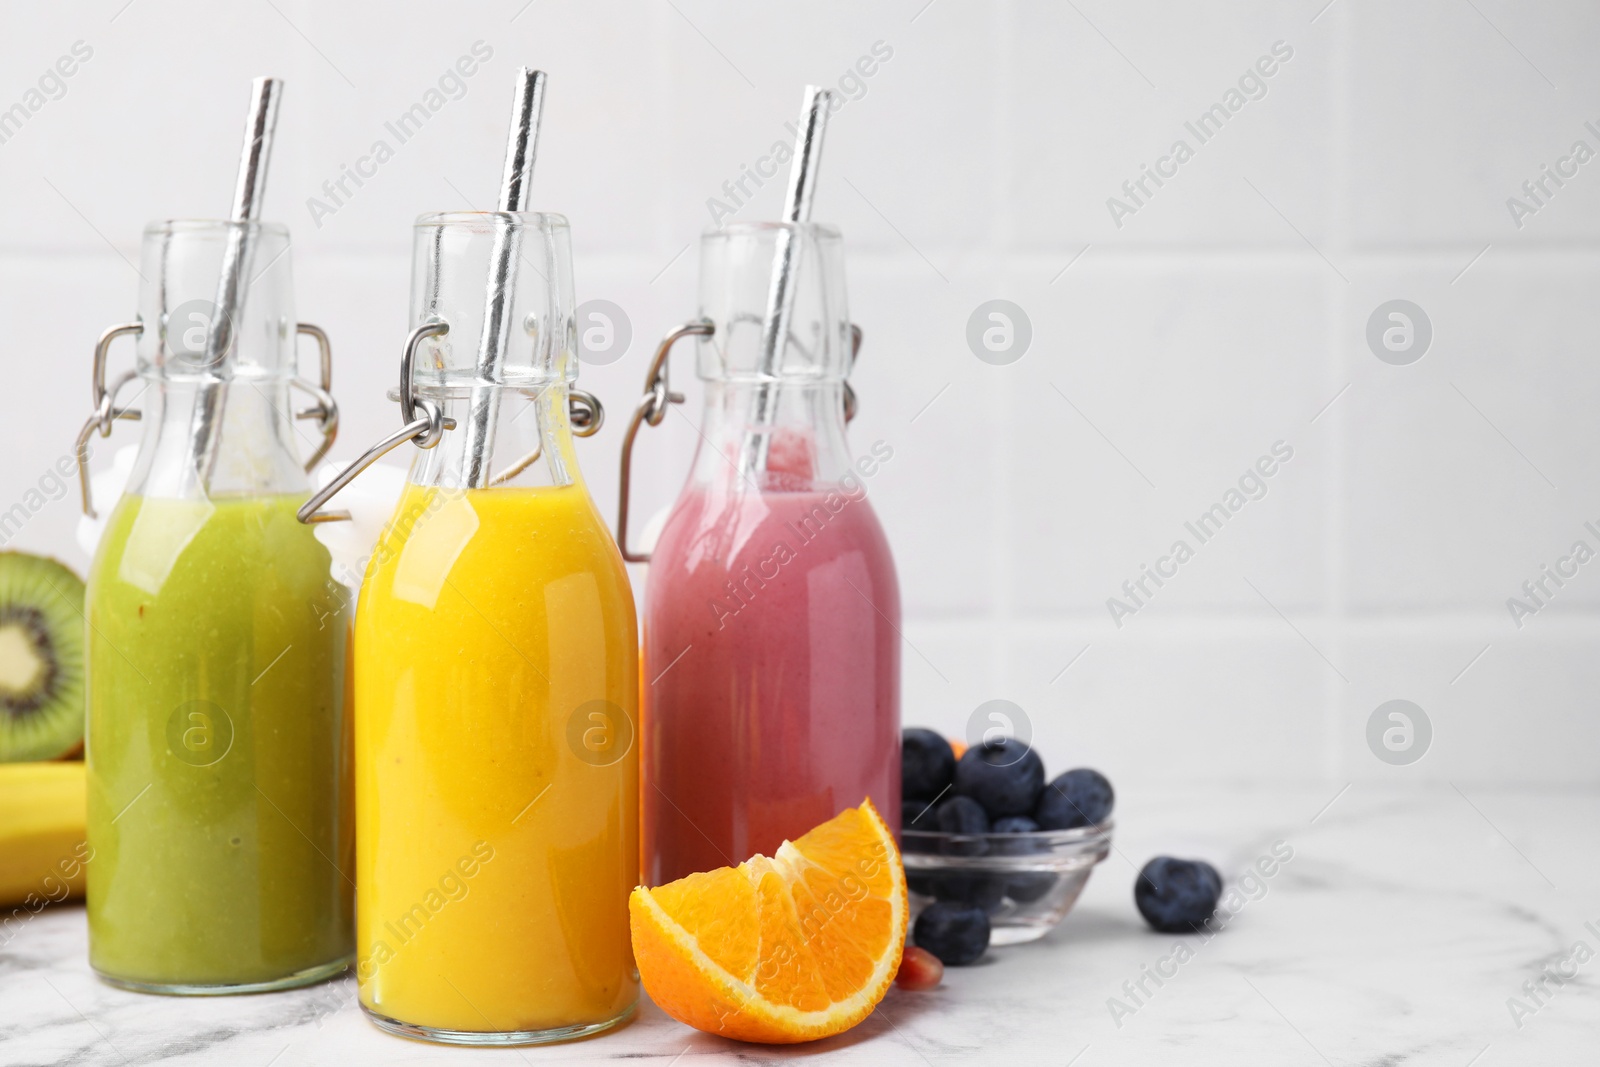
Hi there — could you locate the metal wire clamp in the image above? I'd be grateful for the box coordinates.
[74,321,341,519]
[295,321,604,524]
[297,322,452,524]
[615,321,861,564]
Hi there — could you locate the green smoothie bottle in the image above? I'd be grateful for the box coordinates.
[78,210,353,993]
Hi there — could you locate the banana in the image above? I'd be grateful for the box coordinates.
[0,761,89,911]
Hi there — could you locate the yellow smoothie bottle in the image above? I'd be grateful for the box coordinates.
[303,202,638,1043]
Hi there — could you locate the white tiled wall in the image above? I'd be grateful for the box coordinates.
[5,1,1595,788]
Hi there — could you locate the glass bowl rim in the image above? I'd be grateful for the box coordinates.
[902,825,1113,857]
[901,818,1114,848]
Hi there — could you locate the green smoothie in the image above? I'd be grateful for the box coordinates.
[86,492,354,991]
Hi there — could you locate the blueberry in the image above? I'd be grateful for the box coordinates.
[900,799,937,855]
[991,815,1042,858]
[1134,856,1222,933]
[931,871,1007,913]
[906,871,939,898]
[902,799,936,832]
[936,796,990,856]
[1034,768,1114,830]
[914,901,990,966]
[1005,871,1059,904]
[902,728,956,801]
[953,738,1044,818]
[990,814,1053,902]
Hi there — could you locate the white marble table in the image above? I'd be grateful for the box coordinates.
[4,786,1596,1065]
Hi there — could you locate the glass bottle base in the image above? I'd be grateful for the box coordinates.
[94,954,352,996]
[361,1001,635,1047]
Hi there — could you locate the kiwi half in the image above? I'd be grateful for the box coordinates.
[0,552,86,761]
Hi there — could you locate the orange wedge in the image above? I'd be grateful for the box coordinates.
[629,799,907,1044]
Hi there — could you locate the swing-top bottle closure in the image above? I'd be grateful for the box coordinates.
[296,210,603,525]
[616,220,863,563]
[74,218,338,519]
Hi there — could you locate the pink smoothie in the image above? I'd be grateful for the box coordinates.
[641,474,901,885]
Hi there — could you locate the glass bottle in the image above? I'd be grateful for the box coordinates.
[622,221,901,886]
[334,212,637,1044]
[80,219,351,993]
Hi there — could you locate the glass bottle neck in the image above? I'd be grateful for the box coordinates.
[406,383,580,492]
[688,379,854,493]
[124,378,309,501]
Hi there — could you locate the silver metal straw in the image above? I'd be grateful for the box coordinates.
[460,67,547,488]
[740,86,833,479]
[193,76,283,489]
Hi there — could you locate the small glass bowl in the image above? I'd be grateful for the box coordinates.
[901,821,1113,945]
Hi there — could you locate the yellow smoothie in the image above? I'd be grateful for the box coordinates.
[353,481,639,1036]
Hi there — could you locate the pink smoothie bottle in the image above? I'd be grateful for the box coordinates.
[618,219,901,885]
